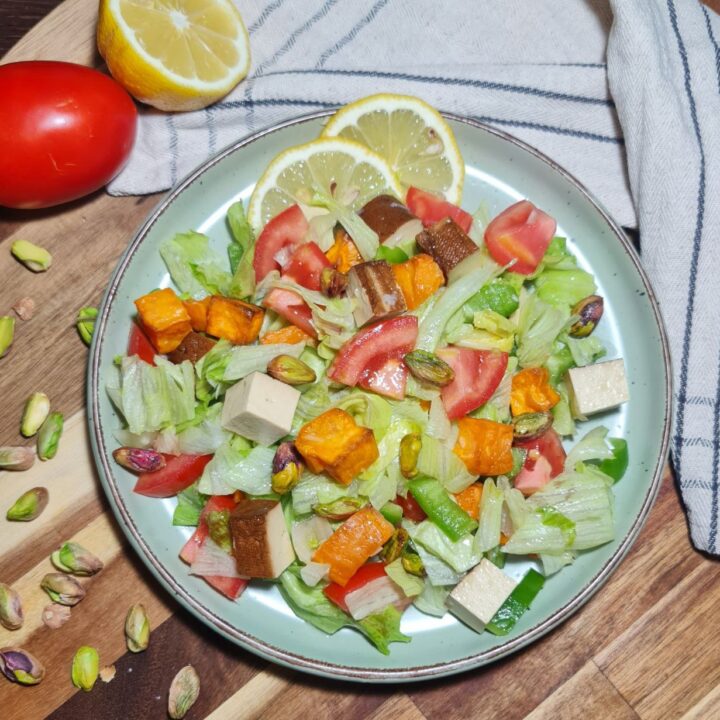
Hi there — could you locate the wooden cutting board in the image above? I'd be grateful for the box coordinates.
[2,2,720,719]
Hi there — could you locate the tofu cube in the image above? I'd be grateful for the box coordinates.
[565,359,629,418]
[230,499,296,578]
[447,559,517,633]
[221,371,300,446]
[415,218,478,278]
[347,260,407,327]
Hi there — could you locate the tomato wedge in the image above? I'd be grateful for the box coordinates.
[513,454,553,495]
[134,454,213,498]
[324,562,387,613]
[127,322,156,365]
[179,495,246,600]
[484,200,556,275]
[436,347,508,420]
[253,204,309,282]
[283,241,331,291]
[514,427,566,478]
[406,187,473,233]
[395,493,427,522]
[328,316,418,398]
[263,288,317,338]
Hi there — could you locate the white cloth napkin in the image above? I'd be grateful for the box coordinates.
[109,0,720,554]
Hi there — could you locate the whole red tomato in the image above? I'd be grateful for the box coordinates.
[0,61,137,209]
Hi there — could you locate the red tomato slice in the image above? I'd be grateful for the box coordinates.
[324,562,387,613]
[395,493,427,523]
[514,427,566,478]
[436,347,509,420]
[358,357,408,400]
[513,454,553,495]
[484,200,557,275]
[127,322,156,365]
[283,242,331,291]
[263,288,317,338]
[134,454,213,498]
[329,316,418,390]
[406,187,473,233]
[253,204,309,282]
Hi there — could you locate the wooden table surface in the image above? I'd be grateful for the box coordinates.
[2,2,719,719]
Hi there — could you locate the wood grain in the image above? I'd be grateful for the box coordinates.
[3,2,720,720]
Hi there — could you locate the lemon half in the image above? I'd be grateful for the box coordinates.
[97,0,251,112]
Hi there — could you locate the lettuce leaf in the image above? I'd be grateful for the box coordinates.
[534,268,596,307]
[412,542,463,586]
[413,581,451,617]
[564,426,613,470]
[516,292,571,368]
[310,192,379,260]
[411,521,482,573]
[566,335,606,367]
[384,558,425,597]
[474,478,503,553]
[356,605,410,655]
[198,439,273,496]
[176,402,229,454]
[416,433,474,493]
[223,341,306,382]
[292,472,358,514]
[226,201,256,299]
[172,484,206,527]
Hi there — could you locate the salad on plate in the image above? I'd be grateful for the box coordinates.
[107,95,630,655]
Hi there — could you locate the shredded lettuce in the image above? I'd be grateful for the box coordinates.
[385,558,425,597]
[358,460,400,510]
[416,434,474,493]
[564,426,613,469]
[176,403,229,454]
[474,478,503,553]
[545,340,576,386]
[567,335,606,367]
[292,473,358,515]
[198,439,273,496]
[160,231,232,299]
[534,268,596,308]
[223,342,305,382]
[551,381,576,437]
[427,394,452,441]
[335,391,393,441]
[311,192,379,260]
[109,356,196,434]
[411,521,482,573]
[172,484,206,527]
[226,202,256,299]
[412,542,463,586]
[502,512,570,555]
[413,581,451,617]
[355,605,410,655]
[464,279,519,318]
[516,292,571,368]
[540,551,576,576]
[535,236,578,273]
[474,356,517,423]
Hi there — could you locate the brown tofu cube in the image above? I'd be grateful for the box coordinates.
[346,260,407,327]
[416,218,478,278]
[167,331,217,364]
[229,499,296,579]
[359,194,422,243]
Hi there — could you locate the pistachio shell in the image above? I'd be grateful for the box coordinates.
[168,665,200,719]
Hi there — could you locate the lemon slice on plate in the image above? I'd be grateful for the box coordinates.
[97,0,250,112]
[247,137,403,231]
[322,94,464,204]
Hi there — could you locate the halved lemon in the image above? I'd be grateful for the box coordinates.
[247,137,403,230]
[322,94,464,204]
[97,0,251,112]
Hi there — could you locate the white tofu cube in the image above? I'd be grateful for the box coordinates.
[447,559,517,633]
[566,359,629,418]
[221,371,300,446]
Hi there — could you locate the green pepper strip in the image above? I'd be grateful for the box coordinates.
[594,438,628,482]
[408,476,478,542]
[380,501,403,526]
[375,246,409,264]
[486,568,545,636]
[485,545,506,569]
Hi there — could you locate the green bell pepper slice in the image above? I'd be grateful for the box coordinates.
[594,438,628,482]
[408,476,478,541]
[486,568,545,635]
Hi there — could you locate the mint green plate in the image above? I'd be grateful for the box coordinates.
[88,112,671,682]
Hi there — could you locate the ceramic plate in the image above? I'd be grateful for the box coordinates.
[88,111,671,682]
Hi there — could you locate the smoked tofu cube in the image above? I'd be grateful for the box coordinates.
[167,331,216,365]
[221,371,300,446]
[415,218,478,278]
[295,408,379,485]
[346,260,407,327]
[447,559,517,633]
[359,194,423,245]
[565,359,629,417]
[230,499,295,578]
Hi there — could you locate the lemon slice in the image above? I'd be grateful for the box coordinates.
[97,0,250,112]
[248,137,403,230]
[322,94,464,204]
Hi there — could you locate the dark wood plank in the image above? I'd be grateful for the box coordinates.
[0,0,66,56]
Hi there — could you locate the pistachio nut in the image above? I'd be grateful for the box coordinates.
[399,433,422,479]
[403,350,455,387]
[37,412,64,461]
[51,542,104,576]
[42,603,72,630]
[206,510,232,552]
[11,240,52,272]
[71,645,99,692]
[0,446,35,471]
[267,354,316,385]
[320,266,348,298]
[0,647,45,685]
[125,603,150,653]
[380,527,409,564]
[12,296,35,321]
[76,307,98,346]
[0,583,23,631]
[40,573,85,606]
[271,442,303,495]
[400,548,426,577]
[113,446,166,474]
[313,496,367,521]
[0,316,15,359]
[569,294,604,338]
[21,392,50,437]
[512,412,554,442]
[6,487,48,522]
[168,665,200,719]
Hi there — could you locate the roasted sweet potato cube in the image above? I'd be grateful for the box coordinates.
[206,296,264,345]
[325,225,363,273]
[391,253,445,310]
[134,288,192,354]
[453,417,514,477]
[260,325,315,346]
[183,297,211,332]
[295,408,379,485]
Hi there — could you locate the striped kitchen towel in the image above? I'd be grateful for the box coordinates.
[108,0,720,554]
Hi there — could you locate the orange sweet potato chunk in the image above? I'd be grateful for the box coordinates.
[134,288,192,354]
[391,253,445,310]
[454,482,483,521]
[205,296,264,345]
[295,408,379,485]
[510,367,560,416]
[453,417,514,477]
[183,297,211,332]
[260,325,314,346]
[312,507,394,585]
[325,227,363,274]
